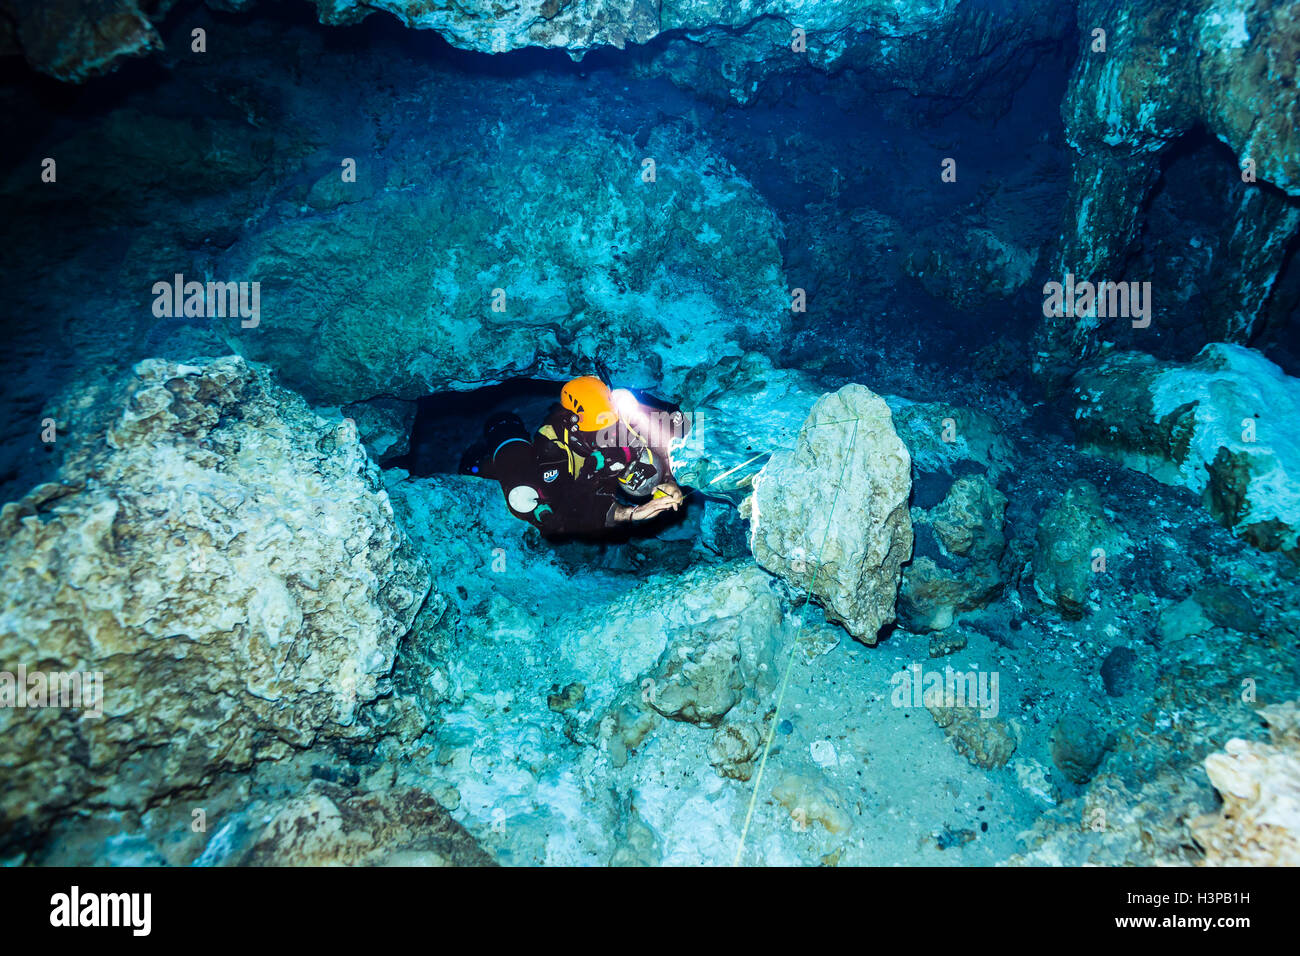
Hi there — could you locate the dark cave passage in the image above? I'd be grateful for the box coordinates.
[385,377,561,475]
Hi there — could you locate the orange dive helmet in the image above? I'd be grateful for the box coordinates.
[561,375,618,432]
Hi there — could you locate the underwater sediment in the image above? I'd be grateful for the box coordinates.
[1,0,1298,869]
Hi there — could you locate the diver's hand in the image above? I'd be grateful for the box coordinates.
[632,498,679,520]
[657,479,684,503]
[610,490,683,523]
[628,496,681,521]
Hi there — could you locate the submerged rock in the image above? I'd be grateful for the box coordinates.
[1190,700,1300,866]
[927,703,1018,770]
[565,560,788,730]
[1043,0,1300,373]
[0,356,430,841]
[889,399,1016,484]
[14,0,1067,122]
[771,771,852,835]
[904,224,1038,311]
[1192,583,1262,635]
[1099,646,1139,698]
[900,474,1009,633]
[221,782,495,866]
[338,397,417,463]
[749,384,913,645]
[222,123,786,407]
[1050,713,1110,785]
[1072,344,1300,556]
[671,352,823,495]
[1031,479,1128,618]
[707,721,764,782]
[1013,769,1213,866]
[0,0,162,82]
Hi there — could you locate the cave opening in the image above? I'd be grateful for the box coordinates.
[385,377,561,476]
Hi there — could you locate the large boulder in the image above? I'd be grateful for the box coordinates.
[1071,343,1300,556]
[0,356,431,844]
[748,384,913,644]
[220,123,787,406]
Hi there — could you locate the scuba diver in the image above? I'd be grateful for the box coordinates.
[459,375,690,537]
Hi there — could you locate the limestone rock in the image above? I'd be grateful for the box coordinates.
[637,0,1068,107]
[772,772,853,834]
[547,682,586,714]
[900,474,1009,632]
[1190,700,1300,866]
[338,397,416,463]
[671,352,822,497]
[888,400,1016,484]
[1072,344,1300,556]
[905,224,1038,311]
[573,561,790,768]
[598,686,661,768]
[644,619,747,727]
[609,797,662,867]
[221,123,786,406]
[558,560,786,716]
[1043,0,1300,373]
[1192,583,1262,635]
[927,704,1017,770]
[0,0,162,82]
[1099,646,1140,698]
[749,384,913,644]
[707,721,763,782]
[0,356,431,841]
[1012,770,1212,866]
[228,782,495,866]
[1032,479,1128,618]
[1011,757,1061,807]
[1051,713,1110,785]
[928,629,969,659]
[12,0,1066,123]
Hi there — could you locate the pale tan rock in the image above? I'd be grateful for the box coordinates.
[750,385,913,644]
[1191,700,1300,866]
[235,782,494,866]
[772,772,853,835]
[0,356,431,836]
[927,704,1017,770]
[707,721,764,781]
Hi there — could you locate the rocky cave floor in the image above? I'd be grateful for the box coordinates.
[2,3,1299,866]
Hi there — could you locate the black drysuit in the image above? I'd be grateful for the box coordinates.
[470,410,621,536]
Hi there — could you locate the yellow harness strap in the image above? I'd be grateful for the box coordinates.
[539,424,586,479]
